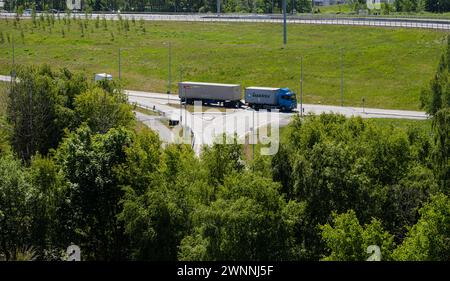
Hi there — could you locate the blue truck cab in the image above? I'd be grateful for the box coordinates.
[277,88,297,112]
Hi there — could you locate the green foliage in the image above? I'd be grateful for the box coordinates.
[421,35,450,115]
[393,193,450,260]
[29,154,66,260]
[74,87,134,134]
[200,135,245,187]
[321,210,396,261]
[7,65,64,162]
[432,108,450,193]
[395,0,426,12]
[55,125,134,260]
[119,178,189,261]
[0,155,33,260]
[382,2,394,14]
[179,172,302,261]
[425,0,450,12]
[273,114,436,258]
[6,65,89,162]
[115,126,162,194]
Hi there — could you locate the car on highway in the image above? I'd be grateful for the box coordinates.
[23,9,32,16]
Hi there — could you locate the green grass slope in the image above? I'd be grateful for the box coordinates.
[0,18,446,109]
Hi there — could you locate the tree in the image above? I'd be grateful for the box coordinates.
[118,179,189,260]
[118,142,194,261]
[7,65,62,162]
[6,65,89,162]
[0,155,34,260]
[115,126,162,194]
[29,154,67,260]
[74,87,134,134]
[421,35,450,116]
[393,193,450,261]
[200,135,244,194]
[178,172,302,261]
[274,114,432,259]
[432,108,450,194]
[321,210,396,261]
[55,125,134,260]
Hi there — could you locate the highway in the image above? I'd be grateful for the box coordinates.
[129,92,291,155]
[2,12,450,30]
[126,90,427,120]
[127,90,428,155]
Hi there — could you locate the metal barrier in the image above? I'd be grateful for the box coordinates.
[133,102,165,117]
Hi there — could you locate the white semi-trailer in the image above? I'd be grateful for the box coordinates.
[178,81,242,108]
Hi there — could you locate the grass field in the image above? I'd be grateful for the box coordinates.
[0,17,446,110]
[368,117,432,131]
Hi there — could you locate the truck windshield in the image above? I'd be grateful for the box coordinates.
[282,94,296,100]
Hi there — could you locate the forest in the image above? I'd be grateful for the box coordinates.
[0,33,449,261]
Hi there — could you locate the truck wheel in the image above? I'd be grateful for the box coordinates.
[280,106,286,112]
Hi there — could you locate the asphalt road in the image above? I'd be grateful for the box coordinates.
[127,90,427,155]
[127,90,427,120]
[129,93,292,155]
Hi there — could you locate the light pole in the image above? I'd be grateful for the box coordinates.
[300,56,303,117]
[340,48,344,107]
[252,109,255,162]
[362,97,366,114]
[11,33,15,78]
[167,42,172,104]
[283,0,287,48]
[184,84,187,131]
[179,68,182,124]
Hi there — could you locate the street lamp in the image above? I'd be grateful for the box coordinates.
[11,33,15,78]
[283,0,287,47]
[252,109,255,161]
[166,42,172,104]
[340,48,344,107]
[300,56,303,117]
[362,97,366,114]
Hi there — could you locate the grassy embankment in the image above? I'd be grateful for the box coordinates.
[0,17,446,110]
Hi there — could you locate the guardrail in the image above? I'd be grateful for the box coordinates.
[1,12,444,30]
[4,10,450,20]
[133,101,195,150]
[4,11,450,21]
[132,102,167,117]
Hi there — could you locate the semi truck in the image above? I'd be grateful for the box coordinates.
[178,81,297,112]
[178,81,242,108]
[244,87,297,112]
